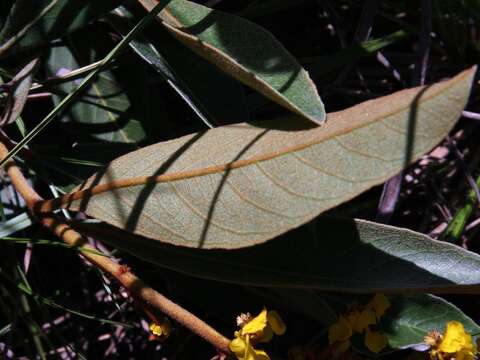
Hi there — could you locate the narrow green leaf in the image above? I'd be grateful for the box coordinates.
[0,213,33,237]
[0,237,109,256]
[441,173,480,243]
[138,0,325,124]
[44,67,476,249]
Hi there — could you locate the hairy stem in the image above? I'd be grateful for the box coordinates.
[0,142,231,354]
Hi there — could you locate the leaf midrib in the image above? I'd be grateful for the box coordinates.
[38,67,472,212]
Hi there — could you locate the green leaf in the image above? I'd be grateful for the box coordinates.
[0,0,121,57]
[382,294,480,349]
[74,217,480,293]
[441,173,480,244]
[138,0,325,124]
[42,67,476,249]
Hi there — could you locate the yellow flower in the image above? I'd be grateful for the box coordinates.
[328,316,352,344]
[149,318,172,339]
[241,308,286,343]
[366,293,391,319]
[365,329,389,353]
[230,309,286,360]
[327,294,390,357]
[429,321,477,360]
[241,309,268,336]
[348,309,376,333]
[230,333,270,360]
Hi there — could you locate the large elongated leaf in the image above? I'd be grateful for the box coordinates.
[74,217,480,293]
[138,0,325,124]
[41,67,475,249]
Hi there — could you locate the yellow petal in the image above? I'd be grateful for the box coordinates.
[349,309,376,333]
[242,309,268,336]
[253,348,271,360]
[237,336,271,360]
[267,311,287,335]
[438,321,476,354]
[328,316,352,344]
[367,294,391,318]
[365,330,388,353]
[346,310,361,332]
[230,336,247,359]
[456,348,476,360]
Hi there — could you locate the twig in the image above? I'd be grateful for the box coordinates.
[466,217,480,232]
[353,0,379,42]
[0,141,231,354]
[375,52,404,84]
[375,173,403,223]
[413,0,432,86]
[462,110,480,121]
[29,61,104,92]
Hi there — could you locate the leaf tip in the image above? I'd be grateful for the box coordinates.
[304,105,327,126]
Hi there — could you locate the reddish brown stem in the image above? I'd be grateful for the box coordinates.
[0,142,231,354]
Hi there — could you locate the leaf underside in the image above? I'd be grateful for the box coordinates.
[44,67,475,249]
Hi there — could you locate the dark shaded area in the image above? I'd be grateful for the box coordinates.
[74,215,463,292]
[0,0,122,58]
